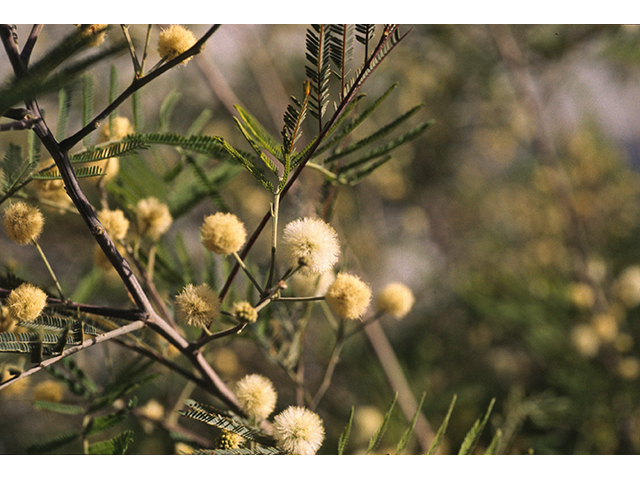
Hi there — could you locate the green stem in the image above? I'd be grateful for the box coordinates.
[32,239,64,299]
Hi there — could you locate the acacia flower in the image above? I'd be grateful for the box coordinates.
[200,212,247,255]
[232,301,258,324]
[3,201,44,244]
[77,24,108,47]
[157,25,197,64]
[33,380,64,403]
[98,208,129,241]
[281,217,340,276]
[98,116,134,143]
[325,273,372,320]
[375,282,415,319]
[0,307,15,333]
[272,406,325,455]
[7,283,47,322]
[234,373,277,420]
[174,283,219,328]
[135,197,173,241]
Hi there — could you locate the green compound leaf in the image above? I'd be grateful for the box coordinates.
[337,405,355,455]
[458,398,496,455]
[84,397,137,437]
[427,394,457,455]
[196,446,284,455]
[88,430,134,454]
[26,430,80,454]
[396,392,427,454]
[180,399,276,446]
[68,138,148,164]
[33,401,85,415]
[235,105,283,162]
[31,164,104,180]
[366,392,398,454]
[484,429,503,455]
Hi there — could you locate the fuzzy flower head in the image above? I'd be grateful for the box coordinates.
[157,25,197,64]
[98,116,134,143]
[3,201,44,245]
[33,380,64,403]
[77,24,108,47]
[234,374,278,420]
[7,283,47,322]
[98,208,129,241]
[325,273,372,320]
[232,301,258,324]
[136,197,173,241]
[273,406,325,455]
[282,217,340,276]
[175,283,219,328]
[200,212,247,255]
[375,282,415,320]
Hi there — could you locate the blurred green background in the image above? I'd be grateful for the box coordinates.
[2,24,640,454]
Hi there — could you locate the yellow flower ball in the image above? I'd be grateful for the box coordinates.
[7,283,47,322]
[375,282,415,320]
[175,283,220,328]
[3,201,44,244]
[157,25,197,64]
[200,212,247,255]
[325,273,372,320]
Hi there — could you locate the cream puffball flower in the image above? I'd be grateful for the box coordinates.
[325,273,372,320]
[282,217,340,276]
[375,282,415,319]
[98,208,129,241]
[174,283,220,328]
[200,212,247,255]
[7,283,47,322]
[157,25,197,64]
[98,116,134,143]
[3,201,44,244]
[234,374,278,420]
[273,406,325,455]
[136,197,173,241]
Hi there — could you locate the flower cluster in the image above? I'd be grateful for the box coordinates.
[375,282,415,319]
[135,197,173,241]
[7,283,47,322]
[325,273,372,320]
[282,217,340,276]
[3,201,44,244]
[200,212,246,255]
[174,283,219,328]
[234,373,277,420]
[272,406,325,455]
[157,25,197,64]
[231,301,258,324]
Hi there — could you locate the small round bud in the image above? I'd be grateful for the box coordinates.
[3,201,44,244]
[231,301,258,324]
[157,25,197,64]
[234,373,278,420]
[136,197,173,241]
[98,208,129,241]
[272,406,325,455]
[216,431,244,450]
[282,217,340,276]
[174,283,220,328]
[375,282,415,319]
[325,273,372,320]
[200,212,247,255]
[7,283,47,322]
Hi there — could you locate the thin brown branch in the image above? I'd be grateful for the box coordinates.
[0,320,146,392]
